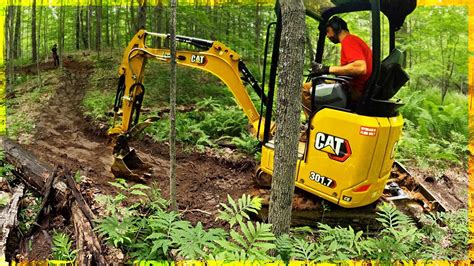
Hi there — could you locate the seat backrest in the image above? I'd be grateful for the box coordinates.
[372,48,409,100]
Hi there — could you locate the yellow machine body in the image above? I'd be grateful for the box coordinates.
[110,30,404,208]
[260,109,403,208]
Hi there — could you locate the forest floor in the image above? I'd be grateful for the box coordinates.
[5,59,469,260]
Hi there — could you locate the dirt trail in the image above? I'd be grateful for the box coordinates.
[24,60,257,226]
[25,61,115,183]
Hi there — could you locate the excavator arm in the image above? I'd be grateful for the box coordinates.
[108,30,273,180]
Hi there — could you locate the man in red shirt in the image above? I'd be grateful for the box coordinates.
[302,16,372,117]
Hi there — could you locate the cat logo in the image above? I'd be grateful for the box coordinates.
[191,54,206,65]
[315,132,352,162]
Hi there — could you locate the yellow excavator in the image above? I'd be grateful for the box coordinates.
[108,0,416,208]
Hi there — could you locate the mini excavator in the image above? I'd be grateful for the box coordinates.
[108,0,417,208]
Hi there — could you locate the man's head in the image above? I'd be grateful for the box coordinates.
[326,16,349,44]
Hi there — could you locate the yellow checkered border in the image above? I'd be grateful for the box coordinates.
[0,0,473,264]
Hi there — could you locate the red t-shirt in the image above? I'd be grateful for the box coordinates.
[340,34,372,98]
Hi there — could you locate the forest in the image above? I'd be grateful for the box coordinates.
[0,0,470,264]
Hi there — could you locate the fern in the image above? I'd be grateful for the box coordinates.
[214,221,276,261]
[291,238,318,261]
[171,222,226,259]
[51,231,77,261]
[275,234,293,262]
[217,194,262,228]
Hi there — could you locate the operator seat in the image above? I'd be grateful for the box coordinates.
[373,48,409,100]
[363,48,410,117]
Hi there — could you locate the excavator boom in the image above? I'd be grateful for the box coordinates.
[108,30,273,180]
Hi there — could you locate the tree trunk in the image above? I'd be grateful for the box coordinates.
[255,3,261,73]
[32,0,37,63]
[81,8,88,49]
[169,0,178,212]
[87,2,92,50]
[58,1,65,68]
[6,5,15,90]
[137,0,147,31]
[76,3,81,50]
[13,6,21,59]
[130,0,136,33]
[43,1,48,61]
[36,0,42,87]
[105,5,110,48]
[268,0,306,237]
[95,0,102,53]
[153,0,163,48]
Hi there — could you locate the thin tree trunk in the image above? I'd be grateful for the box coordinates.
[137,0,147,31]
[153,0,163,48]
[32,0,38,63]
[36,0,42,88]
[169,0,177,212]
[255,2,261,73]
[81,8,88,49]
[130,0,136,33]
[13,5,21,59]
[76,3,81,50]
[105,5,110,48]
[88,2,92,50]
[43,2,47,61]
[6,5,15,90]
[95,0,102,54]
[59,0,65,68]
[268,0,306,237]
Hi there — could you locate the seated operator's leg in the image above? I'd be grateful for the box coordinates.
[301,82,313,121]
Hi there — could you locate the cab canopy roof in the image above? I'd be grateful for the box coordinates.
[304,0,416,31]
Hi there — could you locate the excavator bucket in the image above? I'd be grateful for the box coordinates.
[111,148,152,182]
[110,118,160,182]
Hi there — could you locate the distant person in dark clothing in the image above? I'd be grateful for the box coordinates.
[52,44,59,66]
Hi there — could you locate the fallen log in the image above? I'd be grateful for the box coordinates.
[1,138,106,264]
[0,184,24,258]
[2,138,52,193]
[72,201,105,265]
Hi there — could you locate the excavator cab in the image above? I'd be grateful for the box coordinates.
[257,0,416,207]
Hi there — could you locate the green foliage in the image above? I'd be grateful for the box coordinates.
[396,87,468,169]
[217,194,262,228]
[145,97,250,152]
[82,89,114,122]
[213,221,276,261]
[0,194,9,207]
[51,231,77,261]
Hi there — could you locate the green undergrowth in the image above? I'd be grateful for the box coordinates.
[95,181,468,262]
[84,58,260,154]
[395,85,468,170]
[7,70,57,141]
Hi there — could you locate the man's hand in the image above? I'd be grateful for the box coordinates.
[311,62,330,76]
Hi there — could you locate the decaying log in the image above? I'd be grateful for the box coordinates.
[64,174,96,226]
[2,138,106,264]
[0,184,25,257]
[71,201,105,265]
[2,138,52,193]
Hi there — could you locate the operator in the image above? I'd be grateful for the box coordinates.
[302,16,372,118]
[52,44,59,67]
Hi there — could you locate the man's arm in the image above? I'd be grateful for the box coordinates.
[329,60,367,76]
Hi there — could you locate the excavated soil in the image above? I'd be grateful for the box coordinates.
[22,60,257,228]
